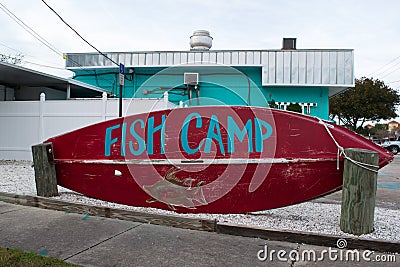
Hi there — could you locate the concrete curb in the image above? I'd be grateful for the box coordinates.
[0,192,398,253]
[217,223,399,253]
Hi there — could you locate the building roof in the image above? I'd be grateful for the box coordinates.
[0,61,108,97]
[65,48,354,97]
[364,123,374,129]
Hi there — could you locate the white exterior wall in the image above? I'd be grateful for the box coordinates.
[0,93,175,160]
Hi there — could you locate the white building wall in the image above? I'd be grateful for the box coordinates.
[0,93,174,160]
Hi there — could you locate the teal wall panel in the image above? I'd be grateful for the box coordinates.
[261,86,329,119]
[72,66,330,119]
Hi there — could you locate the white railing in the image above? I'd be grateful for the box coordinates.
[275,102,318,115]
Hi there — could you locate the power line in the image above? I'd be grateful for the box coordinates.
[23,60,68,70]
[386,79,400,84]
[369,55,400,77]
[0,2,62,56]
[0,40,24,54]
[0,4,115,85]
[41,0,119,66]
[0,40,62,66]
[0,40,101,77]
[0,2,117,90]
[376,60,400,77]
[380,65,400,79]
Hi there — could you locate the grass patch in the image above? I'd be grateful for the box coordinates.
[0,247,81,267]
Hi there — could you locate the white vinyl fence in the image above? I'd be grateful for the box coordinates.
[0,92,175,160]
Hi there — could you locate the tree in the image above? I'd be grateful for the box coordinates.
[0,53,24,64]
[329,77,400,132]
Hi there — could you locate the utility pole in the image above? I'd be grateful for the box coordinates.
[119,63,124,117]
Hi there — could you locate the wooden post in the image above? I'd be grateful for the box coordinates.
[340,148,378,235]
[32,143,58,197]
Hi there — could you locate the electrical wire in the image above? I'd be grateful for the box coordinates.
[0,40,25,54]
[0,40,66,69]
[41,0,119,67]
[0,2,62,56]
[369,55,400,77]
[0,2,116,91]
[379,65,400,79]
[0,41,58,67]
[386,79,400,84]
[0,5,75,67]
[0,42,71,72]
[23,60,68,70]
[3,1,254,100]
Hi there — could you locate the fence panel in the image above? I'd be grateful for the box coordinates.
[0,94,172,160]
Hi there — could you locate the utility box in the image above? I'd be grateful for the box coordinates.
[184,73,199,85]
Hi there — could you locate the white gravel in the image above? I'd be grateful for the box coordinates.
[1,160,399,242]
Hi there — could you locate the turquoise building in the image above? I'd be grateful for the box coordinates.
[65,32,354,120]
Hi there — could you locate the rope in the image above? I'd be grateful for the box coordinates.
[318,119,379,173]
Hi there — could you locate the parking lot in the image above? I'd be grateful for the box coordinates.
[318,155,400,209]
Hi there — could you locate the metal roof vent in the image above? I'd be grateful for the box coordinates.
[282,38,297,50]
[190,30,213,50]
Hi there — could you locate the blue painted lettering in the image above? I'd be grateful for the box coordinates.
[104,112,274,157]
[181,112,204,154]
[254,118,273,152]
[227,117,253,153]
[104,124,120,156]
[129,119,145,156]
[204,115,225,154]
[120,123,127,156]
[147,115,166,155]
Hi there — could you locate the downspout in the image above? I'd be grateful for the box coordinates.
[66,84,71,99]
[133,71,136,95]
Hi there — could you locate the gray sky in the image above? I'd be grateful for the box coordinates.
[1,0,400,118]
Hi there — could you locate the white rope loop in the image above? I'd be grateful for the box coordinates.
[318,119,379,173]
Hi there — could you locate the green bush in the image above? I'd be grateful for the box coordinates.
[286,103,302,113]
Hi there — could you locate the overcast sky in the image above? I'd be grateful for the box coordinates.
[1,0,400,117]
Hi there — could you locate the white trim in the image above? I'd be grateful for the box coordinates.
[55,158,337,165]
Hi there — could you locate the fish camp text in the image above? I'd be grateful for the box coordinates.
[104,112,273,156]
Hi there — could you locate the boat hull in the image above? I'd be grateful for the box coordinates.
[46,106,393,213]
[55,161,343,213]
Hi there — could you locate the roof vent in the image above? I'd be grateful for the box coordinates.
[282,38,297,50]
[190,30,213,50]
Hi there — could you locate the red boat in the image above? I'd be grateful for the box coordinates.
[45,106,393,213]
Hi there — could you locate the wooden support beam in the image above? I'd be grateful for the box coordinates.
[340,148,378,235]
[31,143,58,197]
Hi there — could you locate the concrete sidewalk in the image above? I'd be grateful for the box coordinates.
[1,201,398,267]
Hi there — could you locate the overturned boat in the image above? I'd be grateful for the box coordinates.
[45,106,393,213]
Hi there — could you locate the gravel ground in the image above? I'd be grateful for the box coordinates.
[1,160,399,242]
